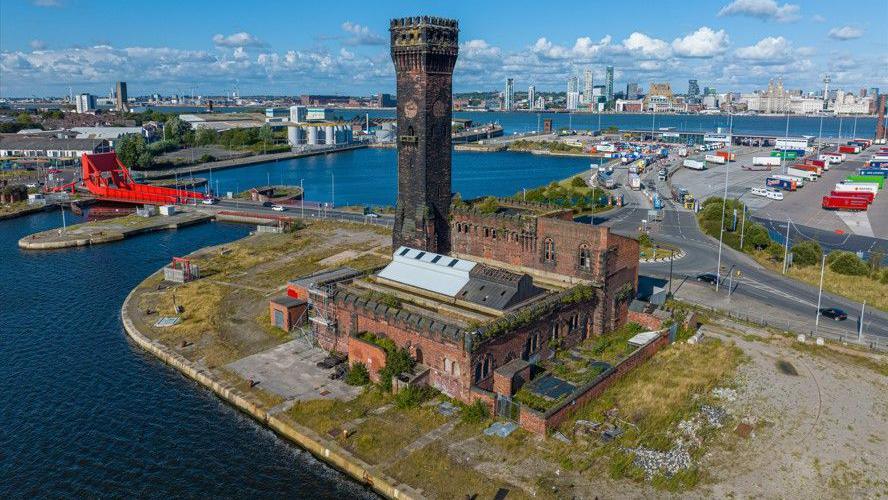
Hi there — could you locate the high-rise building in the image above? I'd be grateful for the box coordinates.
[503,78,514,111]
[860,88,868,98]
[567,74,579,111]
[605,66,614,102]
[115,81,128,112]
[822,74,831,111]
[75,93,96,113]
[583,68,593,105]
[870,88,880,98]
[527,85,536,111]
[687,79,700,98]
[389,16,459,253]
[625,82,640,100]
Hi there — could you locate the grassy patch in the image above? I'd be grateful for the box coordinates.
[385,442,534,500]
[286,387,391,437]
[347,404,448,465]
[558,338,744,490]
[0,201,31,216]
[750,251,887,313]
[791,341,888,377]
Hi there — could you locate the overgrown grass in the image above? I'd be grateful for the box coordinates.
[347,404,448,465]
[791,341,888,377]
[385,442,534,500]
[559,338,744,491]
[286,387,392,436]
[0,201,31,216]
[750,250,887,312]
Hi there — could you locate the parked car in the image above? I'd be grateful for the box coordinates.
[695,273,719,285]
[201,197,218,205]
[819,308,847,321]
[271,204,286,212]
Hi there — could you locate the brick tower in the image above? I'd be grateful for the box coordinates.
[390,16,459,253]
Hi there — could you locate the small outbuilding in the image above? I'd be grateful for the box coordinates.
[269,296,308,331]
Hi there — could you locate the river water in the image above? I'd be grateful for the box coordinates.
[0,212,376,498]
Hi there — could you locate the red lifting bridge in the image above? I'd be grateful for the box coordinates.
[54,152,206,205]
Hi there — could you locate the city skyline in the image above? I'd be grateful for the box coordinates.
[0,0,885,97]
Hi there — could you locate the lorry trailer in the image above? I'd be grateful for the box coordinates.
[846,175,885,189]
[793,163,823,175]
[819,153,844,164]
[857,168,888,179]
[835,182,879,194]
[752,156,781,166]
[705,154,726,164]
[766,177,797,191]
[683,159,706,170]
[822,195,868,211]
[838,145,861,154]
[830,190,875,203]
[715,151,736,162]
[786,167,818,181]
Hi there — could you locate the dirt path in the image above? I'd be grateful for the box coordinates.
[698,325,888,498]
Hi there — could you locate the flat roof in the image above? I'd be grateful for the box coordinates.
[270,296,306,308]
[628,331,661,347]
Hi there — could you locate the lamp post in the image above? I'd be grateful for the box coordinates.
[782,218,791,274]
[815,252,826,330]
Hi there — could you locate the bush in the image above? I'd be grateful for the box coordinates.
[766,242,785,262]
[475,196,499,214]
[827,251,869,276]
[378,345,415,392]
[638,233,651,248]
[460,400,490,424]
[198,154,216,163]
[792,241,822,267]
[393,385,436,409]
[570,176,587,188]
[345,362,370,386]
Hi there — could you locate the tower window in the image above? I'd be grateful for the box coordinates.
[544,238,556,262]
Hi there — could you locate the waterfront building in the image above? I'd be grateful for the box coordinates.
[305,16,639,421]
[527,85,536,111]
[625,82,640,100]
[536,95,546,110]
[75,93,96,114]
[605,66,614,102]
[299,95,351,106]
[788,96,824,114]
[0,136,110,161]
[643,82,673,111]
[377,93,397,107]
[615,99,643,112]
[503,78,514,111]
[567,91,580,111]
[115,81,128,112]
[702,94,719,110]
[744,78,789,114]
[831,91,872,115]
[583,68,593,105]
[687,79,700,103]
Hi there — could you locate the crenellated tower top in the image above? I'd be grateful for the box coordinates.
[390,16,459,74]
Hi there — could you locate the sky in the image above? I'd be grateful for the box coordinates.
[0,0,886,98]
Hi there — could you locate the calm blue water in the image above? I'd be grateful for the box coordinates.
[0,212,376,498]
[209,148,598,206]
[134,106,879,139]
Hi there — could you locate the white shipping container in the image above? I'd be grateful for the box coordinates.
[787,168,818,181]
[835,182,878,194]
[752,156,781,166]
[683,159,706,170]
[705,154,726,164]
[819,153,843,164]
[773,174,805,187]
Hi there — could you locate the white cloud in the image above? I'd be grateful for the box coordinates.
[212,32,266,48]
[460,39,501,59]
[29,39,47,50]
[530,35,611,61]
[828,26,864,40]
[811,14,825,23]
[735,36,791,62]
[671,27,729,58]
[622,32,671,59]
[718,0,801,22]
[341,21,386,46]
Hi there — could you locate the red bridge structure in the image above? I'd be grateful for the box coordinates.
[54,152,206,205]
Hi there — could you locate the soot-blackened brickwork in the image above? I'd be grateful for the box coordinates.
[390,17,459,254]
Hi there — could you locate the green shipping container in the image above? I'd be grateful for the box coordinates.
[846,175,885,189]
[770,150,798,159]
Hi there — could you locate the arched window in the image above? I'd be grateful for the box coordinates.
[414,347,423,365]
[579,245,591,269]
[544,238,555,262]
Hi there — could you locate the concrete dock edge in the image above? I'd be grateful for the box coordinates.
[120,281,422,500]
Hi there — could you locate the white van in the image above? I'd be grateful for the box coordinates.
[764,187,784,200]
[751,187,769,198]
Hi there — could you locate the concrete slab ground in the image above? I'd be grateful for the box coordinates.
[226,339,361,402]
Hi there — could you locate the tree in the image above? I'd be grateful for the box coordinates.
[195,127,218,146]
[570,176,587,188]
[16,113,32,125]
[258,124,274,145]
[115,134,149,169]
[163,116,190,143]
[827,251,869,276]
[792,241,822,267]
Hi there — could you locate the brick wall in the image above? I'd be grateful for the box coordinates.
[518,331,669,435]
[627,310,665,331]
[347,336,388,382]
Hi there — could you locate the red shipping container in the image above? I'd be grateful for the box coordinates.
[838,145,859,154]
[830,190,875,203]
[822,195,868,211]
[804,159,826,168]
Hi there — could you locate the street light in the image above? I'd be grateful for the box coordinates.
[715,112,733,292]
[815,252,826,330]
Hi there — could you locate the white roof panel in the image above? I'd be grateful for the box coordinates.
[376,246,476,297]
[628,331,661,347]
